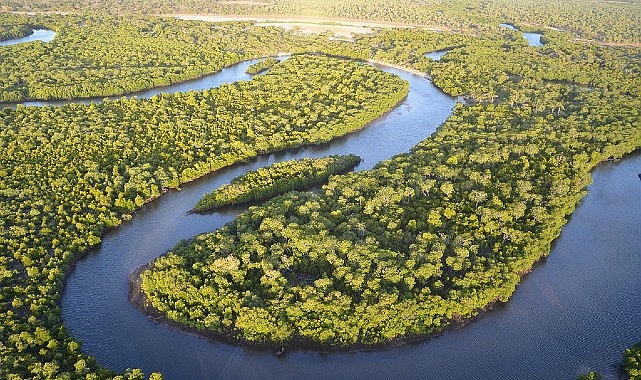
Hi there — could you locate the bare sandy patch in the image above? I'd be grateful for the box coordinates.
[174,14,445,31]
[256,22,373,38]
[218,1,272,5]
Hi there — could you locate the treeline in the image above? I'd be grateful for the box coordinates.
[0,14,33,41]
[6,12,637,105]
[4,0,640,43]
[193,154,361,212]
[0,9,639,378]
[425,29,641,101]
[245,57,280,75]
[353,27,640,104]
[0,54,406,378]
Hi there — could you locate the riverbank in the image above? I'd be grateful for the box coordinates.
[1,52,430,107]
[0,56,254,106]
[367,59,431,79]
[129,260,504,354]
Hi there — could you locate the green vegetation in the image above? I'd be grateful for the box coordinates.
[6,0,640,43]
[578,341,641,380]
[140,85,640,346]
[139,3,641,350]
[0,52,406,377]
[624,341,641,379]
[0,1,640,378]
[194,155,361,211]
[0,14,33,41]
[0,15,308,101]
[246,57,280,75]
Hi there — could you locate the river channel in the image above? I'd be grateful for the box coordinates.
[46,56,640,379]
[0,28,56,46]
[1,56,278,108]
[500,23,543,47]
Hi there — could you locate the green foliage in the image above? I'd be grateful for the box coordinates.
[6,0,640,43]
[246,57,280,75]
[135,8,641,350]
[0,14,328,102]
[624,341,641,379]
[140,81,641,347]
[194,154,361,211]
[0,14,34,41]
[0,4,639,378]
[0,53,405,377]
[577,372,601,380]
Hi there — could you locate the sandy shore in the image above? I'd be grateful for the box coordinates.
[172,14,446,32]
[367,59,430,79]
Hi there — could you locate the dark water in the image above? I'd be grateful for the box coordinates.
[58,59,640,379]
[500,23,543,47]
[0,28,56,46]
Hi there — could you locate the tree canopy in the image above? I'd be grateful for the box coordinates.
[0,4,639,379]
[193,154,362,212]
[0,52,406,378]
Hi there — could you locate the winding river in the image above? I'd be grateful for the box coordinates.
[2,57,279,108]
[37,56,638,379]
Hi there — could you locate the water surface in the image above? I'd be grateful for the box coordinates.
[3,58,272,108]
[500,23,542,47]
[425,50,449,61]
[0,28,56,46]
[61,62,461,378]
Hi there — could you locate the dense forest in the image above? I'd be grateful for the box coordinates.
[193,155,362,212]
[0,47,406,378]
[0,14,33,41]
[0,2,640,379]
[0,16,315,102]
[4,0,640,43]
[140,89,640,347]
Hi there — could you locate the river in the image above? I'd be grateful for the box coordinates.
[1,57,282,108]
[0,28,56,46]
[425,49,450,61]
[51,58,641,379]
[500,23,543,47]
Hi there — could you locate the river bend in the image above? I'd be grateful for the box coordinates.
[55,59,641,379]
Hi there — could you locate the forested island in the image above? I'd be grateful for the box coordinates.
[193,155,361,212]
[0,0,640,379]
[245,57,280,75]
